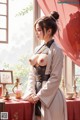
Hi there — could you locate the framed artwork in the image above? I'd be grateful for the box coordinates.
[0,70,13,84]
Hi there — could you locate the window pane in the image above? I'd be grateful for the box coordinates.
[0,29,6,41]
[0,4,6,15]
[75,65,80,76]
[0,16,6,28]
[0,0,6,3]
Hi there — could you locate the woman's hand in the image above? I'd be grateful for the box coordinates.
[32,95,39,103]
[27,95,34,103]
[22,93,39,104]
[27,94,39,104]
[22,93,34,102]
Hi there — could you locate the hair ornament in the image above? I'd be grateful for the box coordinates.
[50,15,56,22]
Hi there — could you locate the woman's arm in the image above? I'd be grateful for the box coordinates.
[22,66,36,101]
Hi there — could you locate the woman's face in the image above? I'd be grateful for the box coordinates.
[35,24,44,41]
[35,23,52,42]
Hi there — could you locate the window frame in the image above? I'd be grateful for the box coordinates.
[0,0,8,43]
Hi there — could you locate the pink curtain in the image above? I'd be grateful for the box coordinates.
[37,0,80,66]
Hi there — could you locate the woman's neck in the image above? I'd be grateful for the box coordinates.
[44,37,53,43]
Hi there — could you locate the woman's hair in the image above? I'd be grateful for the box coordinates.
[34,11,59,36]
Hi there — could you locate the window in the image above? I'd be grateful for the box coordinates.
[0,0,33,93]
[0,0,8,43]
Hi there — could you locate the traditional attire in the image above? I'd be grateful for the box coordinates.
[24,40,68,120]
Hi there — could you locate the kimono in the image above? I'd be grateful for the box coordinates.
[24,41,68,120]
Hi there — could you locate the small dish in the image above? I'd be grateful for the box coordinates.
[66,97,75,100]
[66,92,74,99]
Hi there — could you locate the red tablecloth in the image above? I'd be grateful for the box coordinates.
[4,99,33,120]
[2,98,80,120]
[66,98,80,120]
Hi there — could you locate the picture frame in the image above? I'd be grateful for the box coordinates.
[0,70,13,84]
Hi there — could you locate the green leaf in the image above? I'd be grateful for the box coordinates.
[16,3,33,16]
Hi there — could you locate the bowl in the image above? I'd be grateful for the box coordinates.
[66,92,74,99]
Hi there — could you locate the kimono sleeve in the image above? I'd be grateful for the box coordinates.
[37,47,63,108]
[22,66,36,100]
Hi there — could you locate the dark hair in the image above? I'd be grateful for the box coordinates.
[34,11,59,36]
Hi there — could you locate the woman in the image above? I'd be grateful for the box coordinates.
[22,11,67,120]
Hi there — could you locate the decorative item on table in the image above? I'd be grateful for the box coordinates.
[61,78,66,95]
[66,92,74,100]
[12,78,22,99]
[73,77,78,98]
[0,69,13,97]
[4,88,10,100]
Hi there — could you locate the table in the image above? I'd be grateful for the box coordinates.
[66,98,80,120]
[4,99,33,120]
[1,98,80,120]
